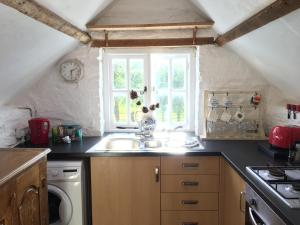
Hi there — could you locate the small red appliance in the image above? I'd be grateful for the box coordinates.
[28,118,50,145]
[269,126,300,150]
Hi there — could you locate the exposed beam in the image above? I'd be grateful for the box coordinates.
[216,0,300,46]
[90,37,215,48]
[86,21,214,31]
[1,0,91,44]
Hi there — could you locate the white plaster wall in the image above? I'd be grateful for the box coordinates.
[0,107,31,147]
[198,45,288,135]
[193,0,300,101]
[93,0,209,25]
[9,46,101,136]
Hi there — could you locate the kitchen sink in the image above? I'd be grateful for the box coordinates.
[143,140,162,148]
[87,132,201,152]
[101,137,141,150]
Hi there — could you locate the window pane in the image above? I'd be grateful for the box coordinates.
[155,94,168,122]
[153,59,169,89]
[113,93,127,123]
[112,59,126,89]
[130,59,144,89]
[172,94,185,123]
[172,58,186,89]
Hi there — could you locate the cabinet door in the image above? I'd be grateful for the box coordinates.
[16,164,42,225]
[220,159,246,225]
[91,157,160,225]
[0,180,17,225]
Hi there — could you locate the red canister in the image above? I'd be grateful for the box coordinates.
[28,118,50,145]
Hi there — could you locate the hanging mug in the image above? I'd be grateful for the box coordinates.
[220,109,232,122]
[234,108,245,122]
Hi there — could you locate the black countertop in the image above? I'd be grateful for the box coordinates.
[17,136,300,225]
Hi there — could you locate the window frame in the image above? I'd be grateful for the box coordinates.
[102,48,196,132]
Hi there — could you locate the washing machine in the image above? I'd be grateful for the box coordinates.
[47,161,86,225]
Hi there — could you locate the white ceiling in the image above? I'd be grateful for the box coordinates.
[35,0,113,30]
[193,0,300,101]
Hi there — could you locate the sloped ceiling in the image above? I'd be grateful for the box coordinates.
[0,4,77,105]
[1,0,300,105]
[192,0,300,101]
[0,0,112,105]
[35,0,113,30]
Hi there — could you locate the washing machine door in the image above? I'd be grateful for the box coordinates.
[48,184,73,225]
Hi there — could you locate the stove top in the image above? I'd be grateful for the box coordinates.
[246,166,300,208]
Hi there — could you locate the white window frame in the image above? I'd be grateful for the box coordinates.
[102,48,196,132]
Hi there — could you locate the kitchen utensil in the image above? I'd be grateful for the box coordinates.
[28,118,50,145]
[269,126,300,150]
[233,109,245,122]
[223,94,233,108]
[207,109,219,122]
[208,94,219,108]
[251,93,261,105]
[220,109,231,122]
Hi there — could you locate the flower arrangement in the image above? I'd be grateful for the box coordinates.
[130,86,160,114]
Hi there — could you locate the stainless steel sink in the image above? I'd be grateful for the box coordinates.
[87,132,202,153]
[143,140,162,148]
[103,137,141,150]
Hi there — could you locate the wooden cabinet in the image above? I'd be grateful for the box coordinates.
[161,156,220,225]
[0,158,48,225]
[91,157,160,225]
[220,158,246,225]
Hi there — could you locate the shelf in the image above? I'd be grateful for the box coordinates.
[86,21,214,31]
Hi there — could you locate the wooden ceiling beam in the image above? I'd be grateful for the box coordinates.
[86,21,214,31]
[90,37,215,48]
[216,0,300,46]
[1,0,91,44]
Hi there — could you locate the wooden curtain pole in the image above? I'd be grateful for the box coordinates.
[90,37,215,48]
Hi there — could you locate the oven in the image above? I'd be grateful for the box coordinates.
[245,184,286,225]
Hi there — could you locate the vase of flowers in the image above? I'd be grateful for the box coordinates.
[130,87,159,134]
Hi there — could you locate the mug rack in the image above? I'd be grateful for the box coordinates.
[203,90,266,140]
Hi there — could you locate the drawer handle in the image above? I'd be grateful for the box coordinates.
[182,223,198,225]
[182,163,199,168]
[182,181,199,186]
[181,200,199,205]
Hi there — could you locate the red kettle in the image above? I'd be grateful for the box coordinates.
[28,118,50,145]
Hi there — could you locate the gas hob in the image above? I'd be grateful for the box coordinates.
[246,166,300,208]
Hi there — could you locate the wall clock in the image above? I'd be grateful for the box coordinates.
[60,59,84,82]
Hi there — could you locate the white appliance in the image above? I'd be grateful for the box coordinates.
[47,161,86,225]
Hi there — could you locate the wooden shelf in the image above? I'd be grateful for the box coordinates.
[90,37,215,48]
[87,21,214,31]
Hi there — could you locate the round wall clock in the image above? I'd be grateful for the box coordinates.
[60,59,84,82]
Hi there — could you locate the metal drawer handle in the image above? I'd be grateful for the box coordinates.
[182,163,199,168]
[182,223,198,225]
[248,207,266,225]
[181,200,199,205]
[182,181,199,186]
[240,191,245,213]
[155,167,160,182]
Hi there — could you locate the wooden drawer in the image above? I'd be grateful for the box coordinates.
[161,211,218,225]
[161,193,218,211]
[161,156,219,175]
[161,175,219,193]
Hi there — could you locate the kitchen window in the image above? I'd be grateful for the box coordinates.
[102,48,196,131]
